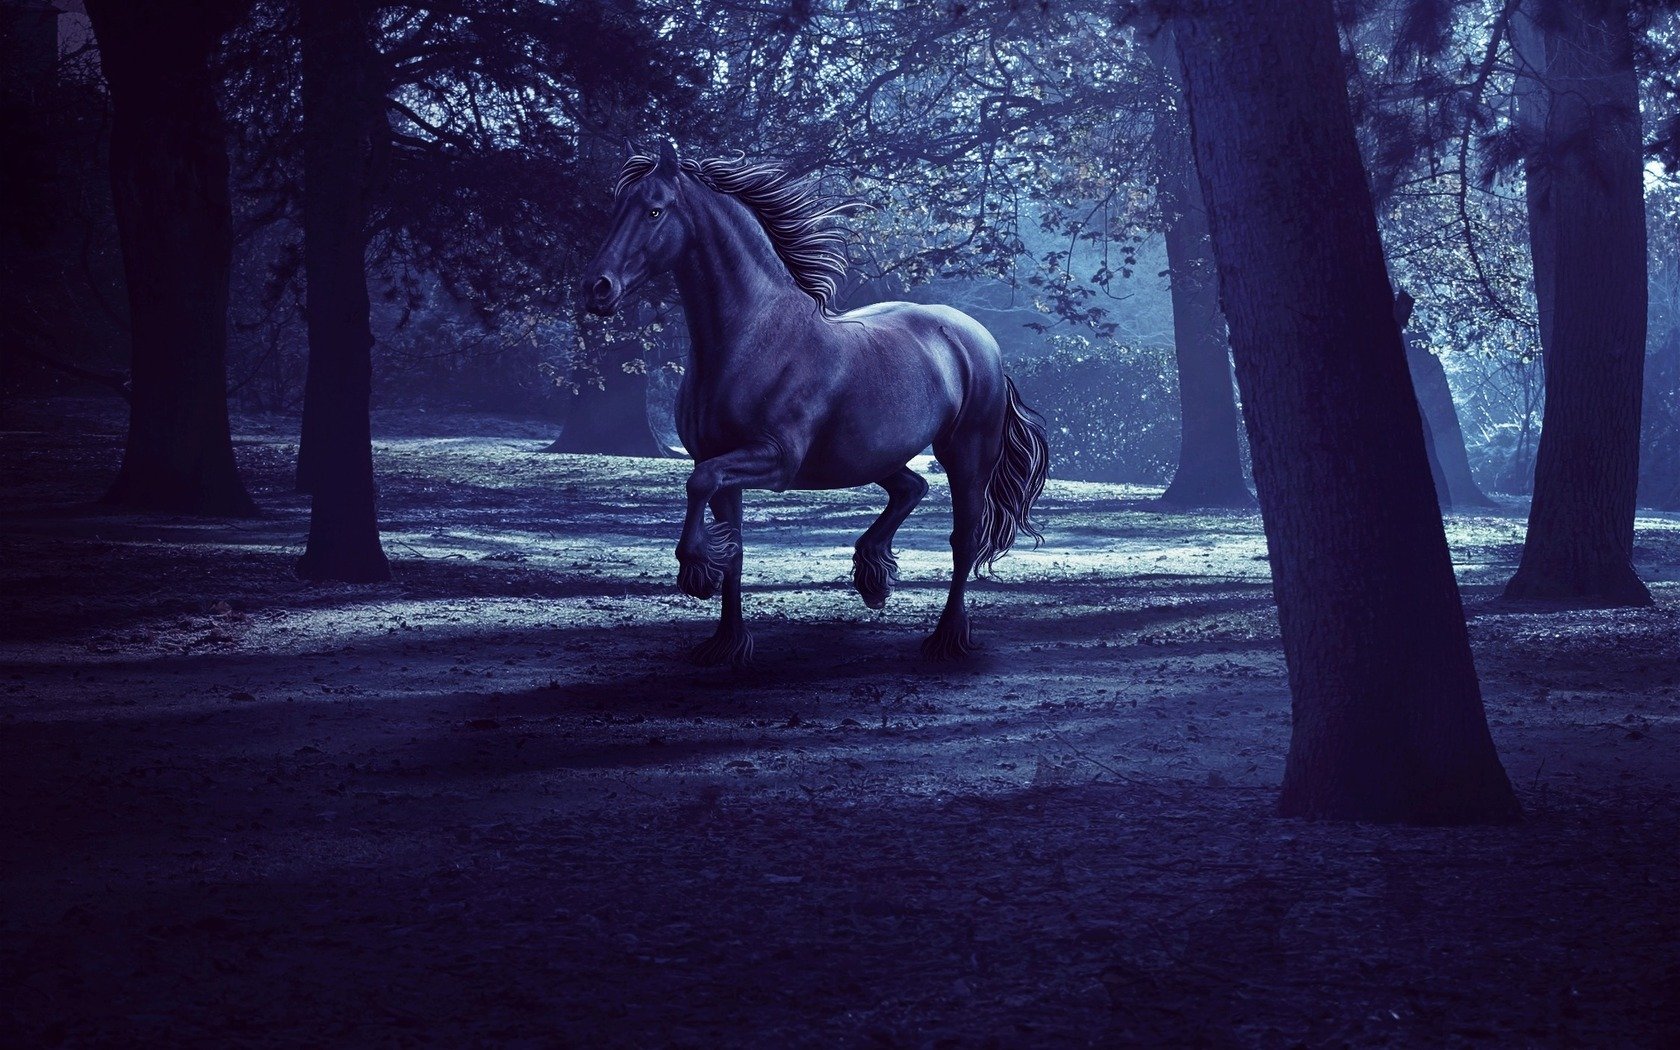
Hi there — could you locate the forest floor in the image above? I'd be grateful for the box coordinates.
[2,398,1678,1048]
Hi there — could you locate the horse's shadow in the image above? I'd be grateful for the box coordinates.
[506,617,1002,714]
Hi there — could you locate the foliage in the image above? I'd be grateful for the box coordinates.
[1643,252,1680,509]
[1351,0,1680,496]
[30,0,1680,487]
[1010,336,1177,484]
[208,0,1183,412]
[216,0,705,409]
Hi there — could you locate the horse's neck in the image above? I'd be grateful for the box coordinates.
[674,187,807,370]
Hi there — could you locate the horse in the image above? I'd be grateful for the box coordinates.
[579,141,1048,666]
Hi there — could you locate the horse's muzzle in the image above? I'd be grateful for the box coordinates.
[583,274,620,317]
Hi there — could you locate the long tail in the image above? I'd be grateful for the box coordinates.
[976,376,1049,572]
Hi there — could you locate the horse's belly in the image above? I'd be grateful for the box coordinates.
[790,457,916,490]
[676,320,970,485]
[790,423,940,489]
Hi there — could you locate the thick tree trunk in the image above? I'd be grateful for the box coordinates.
[295,358,327,492]
[295,0,389,583]
[84,0,254,516]
[1174,0,1519,824]
[1505,0,1650,604]
[1145,30,1253,510]
[1405,336,1495,507]
[545,346,659,456]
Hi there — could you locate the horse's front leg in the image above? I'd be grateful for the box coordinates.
[689,488,752,667]
[675,443,788,602]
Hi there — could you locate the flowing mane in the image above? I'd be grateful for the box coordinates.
[579,144,1050,667]
[615,151,865,313]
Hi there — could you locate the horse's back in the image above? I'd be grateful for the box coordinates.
[746,301,1003,490]
[833,301,1007,417]
[832,301,1001,364]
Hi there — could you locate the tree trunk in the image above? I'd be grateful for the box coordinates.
[1505,0,1650,604]
[545,344,660,456]
[1417,384,1452,508]
[1641,320,1679,511]
[1404,336,1495,507]
[84,0,254,516]
[1145,29,1253,510]
[544,82,660,457]
[295,354,327,492]
[1173,0,1519,824]
[295,0,389,583]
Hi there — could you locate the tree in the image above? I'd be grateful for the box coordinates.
[295,0,388,582]
[1143,28,1252,509]
[1644,255,1680,510]
[1504,0,1651,605]
[1396,289,1495,508]
[1171,0,1519,823]
[543,316,665,457]
[223,0,700,484]
[222,1,1214,471]
[1348,3,1553,506]
[83,0,255,515]
[1,3,130,401]
[541,19,666,458]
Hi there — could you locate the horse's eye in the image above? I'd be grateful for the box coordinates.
[648,208,662,220]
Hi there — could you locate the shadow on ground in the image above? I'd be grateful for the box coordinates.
[2,402,1678,1045]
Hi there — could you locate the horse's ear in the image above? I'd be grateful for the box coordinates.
[657,139,681,176]
[623,137,639,159]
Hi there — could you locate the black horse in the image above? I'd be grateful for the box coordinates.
[581,142,1048,665]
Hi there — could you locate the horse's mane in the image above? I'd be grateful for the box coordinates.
[615,151,866,314]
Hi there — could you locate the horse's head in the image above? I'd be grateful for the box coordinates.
[580,140,688,317]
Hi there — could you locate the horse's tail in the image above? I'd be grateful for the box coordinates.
[976,376,1049,572]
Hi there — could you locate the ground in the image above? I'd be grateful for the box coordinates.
[2,400,1678,1048]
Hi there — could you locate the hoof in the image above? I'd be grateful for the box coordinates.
[852,546,899,610]
[690,626,754,668]
[676,520,739,600]
[677,559,723,600]
[920,621,977,661]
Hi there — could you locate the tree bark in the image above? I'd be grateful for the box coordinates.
[1173,0,1519,824]
[295,350,327,492]
[1145,29,1253,510]
[295,0,389,583]
[1505,0,1650,604]
[84,0,254,516]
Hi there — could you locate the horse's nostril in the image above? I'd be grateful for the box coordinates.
[592,276,614,300]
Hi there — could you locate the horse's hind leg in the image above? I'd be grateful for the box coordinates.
[853,466,928,609]
[689,488,753,667]
[924,431,994,659]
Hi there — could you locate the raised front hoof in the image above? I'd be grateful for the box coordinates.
[689,626,754,668]
[852,546,900,610]
[920,622,977,661]
[676,559,724,600]
[676,521,740,600]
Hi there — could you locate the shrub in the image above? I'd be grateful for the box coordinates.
[1010,337,1179,484]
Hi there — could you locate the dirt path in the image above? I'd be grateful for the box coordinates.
[3,402,1678,1046]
